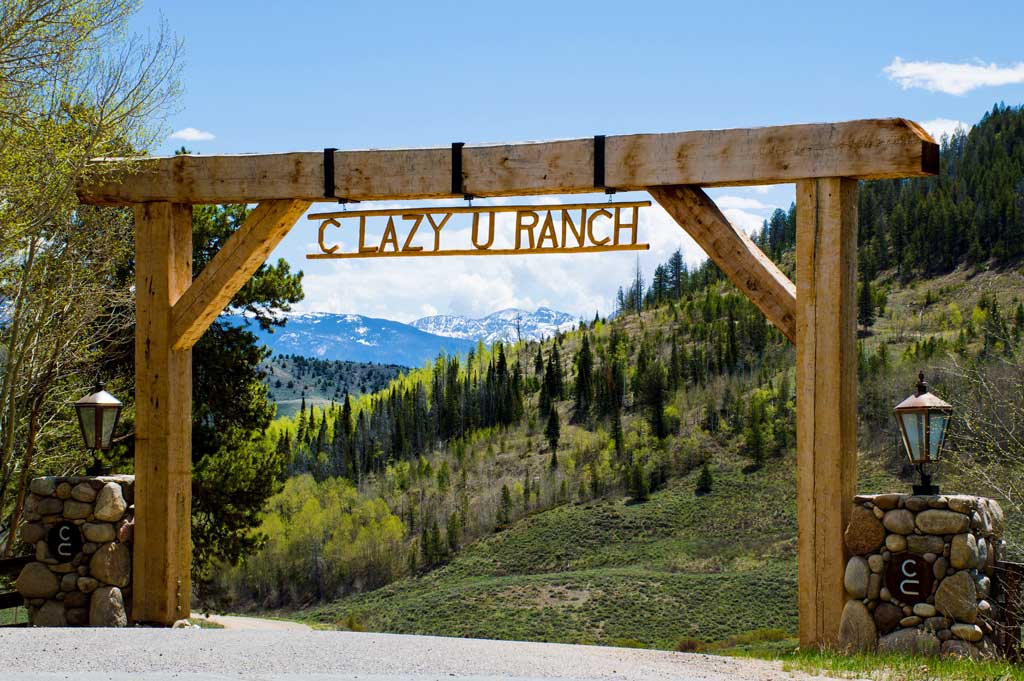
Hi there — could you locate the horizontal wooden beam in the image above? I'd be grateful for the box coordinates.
[307,200,652,220]
[78,119,938,205]
[650,185,797,343]
[307,244,650,260]
[171,199,310,350]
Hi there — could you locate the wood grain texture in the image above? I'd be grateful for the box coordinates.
[307,200,652,220]
[133,202,193,625]
[78,119,937,205]
[306,244,650,259]
[795,178,859,649]
[650,185,796,343]
[170,199,310,351]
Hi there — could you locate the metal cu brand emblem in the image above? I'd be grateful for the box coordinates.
[884,553,933,605]
[46,521,83,562]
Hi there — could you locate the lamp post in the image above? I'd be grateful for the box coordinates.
[894,371,952,495]
[74,383,123,476]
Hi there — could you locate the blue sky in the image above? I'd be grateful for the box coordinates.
[135,1,1024,322]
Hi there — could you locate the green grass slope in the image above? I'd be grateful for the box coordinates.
[298,443,812,649]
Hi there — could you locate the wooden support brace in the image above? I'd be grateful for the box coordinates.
[171,199,311,351]
[795,177,859,649]
[650,185,796,343]
[133,202,193,625]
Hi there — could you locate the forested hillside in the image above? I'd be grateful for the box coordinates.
[212,104,1024,648]
[262,355,406,417]
[858,104,1024,278]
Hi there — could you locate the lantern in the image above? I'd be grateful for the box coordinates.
[894,372,952,495]
[74,383,123,452]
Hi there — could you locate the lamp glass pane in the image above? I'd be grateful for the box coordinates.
[78,406,97,449]
[100,407,119,449]
[900,411,926,463]
[929,412,949,458]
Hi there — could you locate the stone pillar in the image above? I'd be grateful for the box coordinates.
[14,475,134,627]
[838,493,1005,658]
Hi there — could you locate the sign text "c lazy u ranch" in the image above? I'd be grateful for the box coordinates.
[307,201,651,259]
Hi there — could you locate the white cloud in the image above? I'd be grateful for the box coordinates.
[920,118,971,142]
[884,57,1024,96]
[721,208,766,236]
[169,127,216,142]
[714,195,771,212]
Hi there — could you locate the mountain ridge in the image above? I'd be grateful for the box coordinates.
[229,312,477,367]
[412,307,578,344]
[230,307,579,366]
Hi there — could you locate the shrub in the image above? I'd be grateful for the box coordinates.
[675,637,704,653]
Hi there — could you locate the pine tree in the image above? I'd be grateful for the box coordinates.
[641,361,669,438]
[703,394,720,433]
[546,407,560,469]
[668,249,685,298]
[446,513,461,552]
[744,401,767,467]
[551,344,565,399]
[725,308,738,372]
[276,431,292,469]
[696,461,714,495]
[858,279,876,330]
[539,356,553,418]
[632,257,644,315]
[430,520,444,562]
[496,484,512,528]
[628,461,649,502]
[611,407,624,459]
[296,395,308,442]
[573,333,594,422]
[304,404,316,445]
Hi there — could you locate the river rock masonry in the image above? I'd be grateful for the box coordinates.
[838,493,1005,658]
[15,475,134,627]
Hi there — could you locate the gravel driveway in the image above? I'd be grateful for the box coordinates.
[0,629,843,681]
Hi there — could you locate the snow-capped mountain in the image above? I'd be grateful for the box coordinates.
[227,313,477,368]
[412,307,578,344]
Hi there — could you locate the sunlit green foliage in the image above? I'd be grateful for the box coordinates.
[226,475,405,606]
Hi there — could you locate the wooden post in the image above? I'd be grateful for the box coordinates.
[133,202,193,625]
[795,178,859,648]
[997,561,1023,661]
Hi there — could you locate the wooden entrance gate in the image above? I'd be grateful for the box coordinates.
[77,118,939,646]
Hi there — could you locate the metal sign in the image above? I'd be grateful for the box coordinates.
[885,553,933,604]
[47,521,83,562]
[306,201,652,260]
